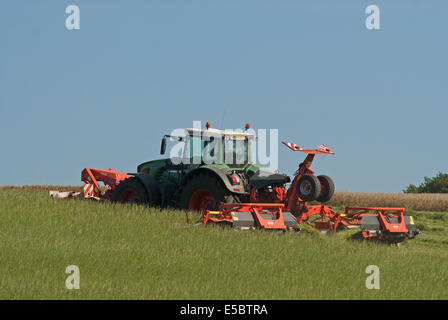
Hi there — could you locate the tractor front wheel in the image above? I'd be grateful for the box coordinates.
[110,177,148,204]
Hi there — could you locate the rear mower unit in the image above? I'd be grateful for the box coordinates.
[346,207,419,242]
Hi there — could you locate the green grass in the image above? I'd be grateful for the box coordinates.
[1,190,447,299]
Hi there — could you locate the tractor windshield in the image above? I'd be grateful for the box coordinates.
[224,138,249,165]
[182,131,253,166]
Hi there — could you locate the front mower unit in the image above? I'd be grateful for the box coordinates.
[203,203,298,230]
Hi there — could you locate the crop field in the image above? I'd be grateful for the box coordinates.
[3,186,448,212]
[328,192,448,212]
[0,188,447,299]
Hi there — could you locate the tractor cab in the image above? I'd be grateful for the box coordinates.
[138,123,259,190]
[160,123,256,167]
[182,127,255,166]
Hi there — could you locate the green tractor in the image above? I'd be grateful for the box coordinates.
[111,124,290,211]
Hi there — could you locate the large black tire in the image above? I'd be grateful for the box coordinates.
[296,174,321,202]
[316,175,335,203]
[110,177,149,204]
[179,172,238,211]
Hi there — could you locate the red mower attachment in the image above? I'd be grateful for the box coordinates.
[291,204,419,240]
[343,206,420,242]
[81,168,130,200]
[279,141,336,207]
[197,202,419,243]
[200,203,299,231]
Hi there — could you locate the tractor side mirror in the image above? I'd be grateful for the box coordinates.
[160,136,167,155]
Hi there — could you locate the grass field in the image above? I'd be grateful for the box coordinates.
[4,186,448,212]
[1,189,447,299]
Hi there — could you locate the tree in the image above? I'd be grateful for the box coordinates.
[404,172,448,193]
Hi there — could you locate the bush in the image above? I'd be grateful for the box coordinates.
[404,172,448,193]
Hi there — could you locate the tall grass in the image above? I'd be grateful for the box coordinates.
[2,186,447,212]
[0,185,85,192]
[0,190,447,299]
[327,192,448,212]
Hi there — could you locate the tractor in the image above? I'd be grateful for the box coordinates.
[106,122,333,212]
[78,123,418,243]
[83,122,333,212]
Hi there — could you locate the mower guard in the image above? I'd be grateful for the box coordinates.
[203,203,298,230]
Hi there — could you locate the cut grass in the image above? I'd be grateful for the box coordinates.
[0,190,447,299]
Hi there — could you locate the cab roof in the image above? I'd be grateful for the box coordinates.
[185,127,256,138]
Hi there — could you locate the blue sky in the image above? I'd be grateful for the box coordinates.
[0,0,447,192]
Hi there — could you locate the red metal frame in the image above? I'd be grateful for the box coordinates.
[280,142,335,212]
[203,203,287,230]
[81,168,130,199]
[343,207,408,239]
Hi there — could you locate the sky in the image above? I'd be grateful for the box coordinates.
[0,0,447,192]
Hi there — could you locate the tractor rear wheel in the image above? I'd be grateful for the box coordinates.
[296,174,321,202]
[179,173,238,212]
[110,177,148,204]
[316,175,335,203]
